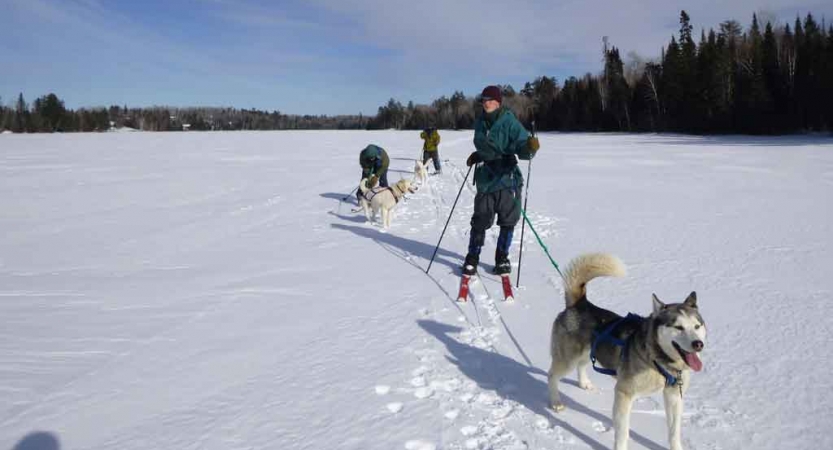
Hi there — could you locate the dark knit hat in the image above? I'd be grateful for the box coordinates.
[481,85,502,103]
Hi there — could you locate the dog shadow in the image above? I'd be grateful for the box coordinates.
[329,222,465,273]
[417,320,665,450]
[328,210,367,224]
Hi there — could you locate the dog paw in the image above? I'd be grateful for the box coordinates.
[579,380,596,391]
[551,403,566,413]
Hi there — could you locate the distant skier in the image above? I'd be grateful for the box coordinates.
[461,85,539,276]
[419,126,442,174]
[357,144,390,203]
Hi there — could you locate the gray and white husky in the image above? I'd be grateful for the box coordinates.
[548,253,706,450]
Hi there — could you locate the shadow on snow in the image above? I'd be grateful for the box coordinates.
[417,320,665,450]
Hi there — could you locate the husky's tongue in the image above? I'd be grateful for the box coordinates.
[685,352,703,372]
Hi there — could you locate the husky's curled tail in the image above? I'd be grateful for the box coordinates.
[562,253,626,307]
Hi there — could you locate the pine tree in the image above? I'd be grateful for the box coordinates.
[14,93,28,133]
[604,46,631,130]
[825,26,833,129]
[661,36,684,130]
[762,22,787,132]
[696,29,724,131]
[35,93,67,131]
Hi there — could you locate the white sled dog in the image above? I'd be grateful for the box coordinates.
[413,159,429,185]
[548,253,706,450]
[358,177,416,229]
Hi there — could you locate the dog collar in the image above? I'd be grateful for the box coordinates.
[653,361,682,388]
[389,184,404,202]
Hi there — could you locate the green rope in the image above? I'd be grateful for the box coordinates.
[474,163,564,280]
[514,196,565,280]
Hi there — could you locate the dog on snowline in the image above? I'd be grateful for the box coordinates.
[548,253,706,450]
[413,159,429,185]
[358,177,416,229]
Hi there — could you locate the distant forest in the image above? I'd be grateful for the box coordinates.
[2,10,831,135]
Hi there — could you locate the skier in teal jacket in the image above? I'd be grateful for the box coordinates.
[462,85,540,276]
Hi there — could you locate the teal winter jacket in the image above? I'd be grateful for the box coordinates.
[359,145,390,179]
[471,107,534,193]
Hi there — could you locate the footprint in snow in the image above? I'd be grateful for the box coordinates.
[404,440,436,450]
[444,409,460,420]
[592,421,608,433]
[414,387,434,399]
[460,425,479,436]
[535,417,551,431]
[490,404,513,419]
[387,402,404,413]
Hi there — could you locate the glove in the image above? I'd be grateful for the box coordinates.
[527,136,540,151]
[466,152,481,167]
[501,154,518,167]
[368,175,379,188]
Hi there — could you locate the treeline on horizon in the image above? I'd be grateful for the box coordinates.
[1,10,831,135]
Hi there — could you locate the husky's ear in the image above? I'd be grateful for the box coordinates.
[683,291,698,308]
[652,293,666,313]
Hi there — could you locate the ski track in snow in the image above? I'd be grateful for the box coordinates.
[374,158,554,449]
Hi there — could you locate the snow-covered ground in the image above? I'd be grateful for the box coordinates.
[1,130,832,450]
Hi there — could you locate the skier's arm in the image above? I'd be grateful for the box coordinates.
[510,118,534,160]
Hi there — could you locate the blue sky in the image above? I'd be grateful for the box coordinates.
[2,0,831,115]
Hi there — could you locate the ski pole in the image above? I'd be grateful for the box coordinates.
[426,165,473,274]
[516,120,536,288]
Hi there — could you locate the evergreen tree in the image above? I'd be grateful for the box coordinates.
[825,26,833,129]
[14,93,28,133]
[762,22,788,132]
[34,93,68,131]
[661,36,684,130]
[603,46,631,130]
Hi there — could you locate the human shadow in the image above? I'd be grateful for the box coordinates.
[12,431,60,450]
[328,219,480,324]
[330,222,465,273]
[417,320,665,450]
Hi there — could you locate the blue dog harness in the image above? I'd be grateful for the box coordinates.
[590,313,682,388]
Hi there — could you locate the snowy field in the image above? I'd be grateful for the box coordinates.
[1,130,832,450]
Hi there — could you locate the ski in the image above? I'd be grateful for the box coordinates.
[500,274,515,302]
[457,275,471,302]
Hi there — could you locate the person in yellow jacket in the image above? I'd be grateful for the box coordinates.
[419,126,442,175]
